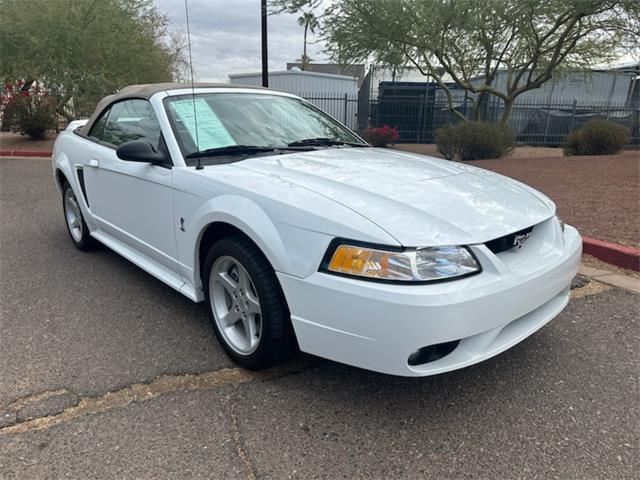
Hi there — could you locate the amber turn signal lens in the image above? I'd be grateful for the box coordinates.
[324,243,479,282]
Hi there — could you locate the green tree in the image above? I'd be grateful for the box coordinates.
[0,0,184,120]
[297,11,319,70]
[273,0,640,124]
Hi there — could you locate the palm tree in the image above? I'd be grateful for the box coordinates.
[297,11,318,71]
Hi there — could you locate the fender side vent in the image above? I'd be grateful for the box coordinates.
[76,168,90,208]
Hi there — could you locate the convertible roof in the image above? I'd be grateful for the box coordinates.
[79,82,264,135]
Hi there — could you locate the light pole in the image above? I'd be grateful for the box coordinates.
[261,0,268,87]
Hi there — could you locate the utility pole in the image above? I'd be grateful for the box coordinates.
[261,0,268,87]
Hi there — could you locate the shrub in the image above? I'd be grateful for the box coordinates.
[1,80,24,132]
[11,86,56,140]
[435,121,516,161]
[564,120,630,156]
[434,124,459,160]
[363,125,400,147]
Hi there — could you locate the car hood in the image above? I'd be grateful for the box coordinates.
[236,147,555,246]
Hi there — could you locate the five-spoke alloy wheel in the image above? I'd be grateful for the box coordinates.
[62,182,94,250]
[203,234,295,369]
[210,255,263,355]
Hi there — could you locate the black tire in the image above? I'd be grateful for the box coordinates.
[203,234,295,370]
[61,181,95,251]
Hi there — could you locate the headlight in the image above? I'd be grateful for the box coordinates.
[321,240,480,283]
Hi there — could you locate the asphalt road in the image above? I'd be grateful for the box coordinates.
[1,157,638,479]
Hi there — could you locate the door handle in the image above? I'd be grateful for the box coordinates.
[88,159,100,168]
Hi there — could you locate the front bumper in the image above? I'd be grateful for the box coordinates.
[278,223,582,377]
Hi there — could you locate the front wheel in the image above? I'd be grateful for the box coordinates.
[203,235,295,370]
[62,182,94,251]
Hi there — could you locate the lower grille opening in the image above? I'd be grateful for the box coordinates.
[408,340,460,366]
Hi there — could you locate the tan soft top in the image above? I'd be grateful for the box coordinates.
[79,82,264,135]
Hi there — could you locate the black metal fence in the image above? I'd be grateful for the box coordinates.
[300,92,640,146]
[53,90,639,147]
[299,93,359,131]
[504,99,640,146]
[368,95,639,146]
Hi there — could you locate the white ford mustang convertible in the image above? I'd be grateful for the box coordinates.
[52,83,582,376]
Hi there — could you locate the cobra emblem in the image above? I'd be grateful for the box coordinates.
[513,232,531,249]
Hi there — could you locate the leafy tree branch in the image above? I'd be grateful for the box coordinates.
[273,0,639,124]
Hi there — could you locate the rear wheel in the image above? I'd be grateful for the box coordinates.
[203,235,294,370]
[62,182,94,251]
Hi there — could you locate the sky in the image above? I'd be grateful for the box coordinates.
[154,1,637,82]
[155,0,328,82]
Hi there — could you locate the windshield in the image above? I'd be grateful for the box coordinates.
[164,93,365,161]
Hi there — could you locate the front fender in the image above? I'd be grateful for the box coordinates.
[188,194,289,288]
[52,150,73,194]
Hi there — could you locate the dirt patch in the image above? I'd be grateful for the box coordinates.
[393,145,640,247]
[0,131,57,152]
[393,144,564,160]
[570,277,611,300]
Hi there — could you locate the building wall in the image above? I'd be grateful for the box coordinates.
[368,68,635,106]
[229,71,358,96]
[477,71,635,105]
[286,63,366,87]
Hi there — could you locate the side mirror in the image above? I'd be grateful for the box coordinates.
[116,140,170,167]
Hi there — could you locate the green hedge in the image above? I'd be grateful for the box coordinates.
[435,122,516,161]
[564,120,630,156]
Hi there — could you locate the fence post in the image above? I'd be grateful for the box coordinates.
[425,89,433,142]
[417,94,424,143]
[343,93,348,125]
[542,97,553,146]
[568,99,577,138]
[462,91,468,118]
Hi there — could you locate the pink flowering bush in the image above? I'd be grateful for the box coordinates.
[0,80,26,131]
[363,125,400,147]
[8,82,56,140]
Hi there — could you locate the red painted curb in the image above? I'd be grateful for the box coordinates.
[0,150,52,158]
[583,236,640,272]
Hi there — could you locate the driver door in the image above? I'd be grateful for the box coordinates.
[81,99,179,272]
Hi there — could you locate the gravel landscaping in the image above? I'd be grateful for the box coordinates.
[394,144,640,247]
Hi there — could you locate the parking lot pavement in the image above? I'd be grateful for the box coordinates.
[1,157,639,479]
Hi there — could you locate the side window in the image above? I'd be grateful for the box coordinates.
[97,99,162,148]
[89,108,110,140]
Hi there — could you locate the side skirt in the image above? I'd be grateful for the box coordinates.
[90,230,204,303]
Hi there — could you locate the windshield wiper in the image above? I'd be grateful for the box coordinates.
[287,137,369,148]
[185,145,311,159]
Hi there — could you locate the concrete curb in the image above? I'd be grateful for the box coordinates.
[0,150,52,158]
[582,236,640,272]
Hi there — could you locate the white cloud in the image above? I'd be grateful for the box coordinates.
[155,0,328,82]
